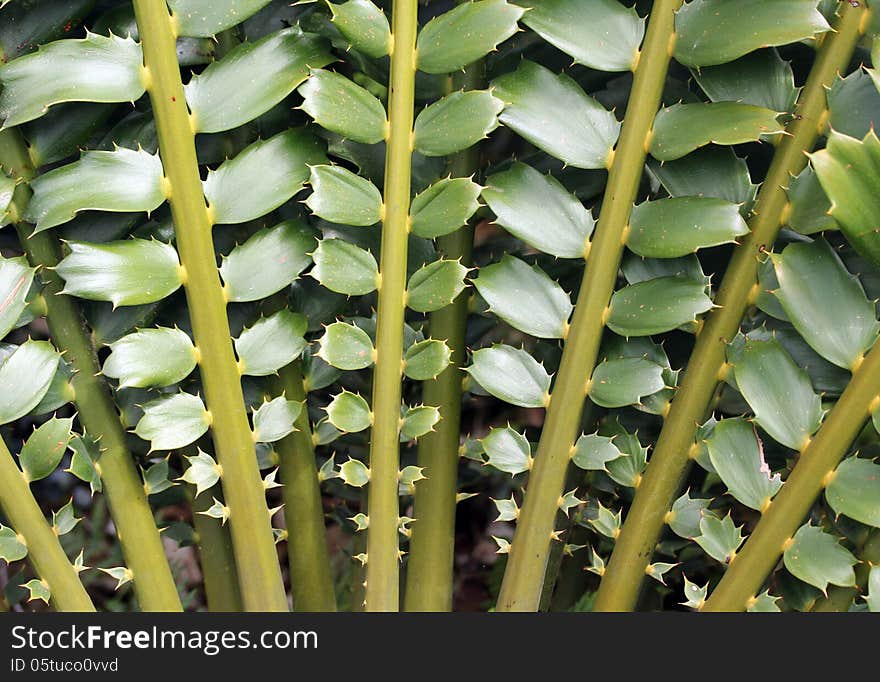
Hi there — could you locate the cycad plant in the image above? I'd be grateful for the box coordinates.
[0,0,878,613]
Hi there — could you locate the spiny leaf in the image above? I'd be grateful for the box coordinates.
[673,0,830,68]
[23,578,50,603]
[67,437,101,495]
[25,147,165,232]
[601,420,648,488]
[466,345,550,408]
[868,566,880,612]
[785,166,837,235]
[647,146,757,206]
[234,310,307,376]
[142,459,175,496]
[481,426,531,475]
[325,391,371,433]
[403,339,451,381]
[134,393,211,451]
[318,321,374,371]
[589,357,665,409]
[0,340,60,425]
[410,176,482,239]
[253,397,302,444]
[338,458,370,487]
[770,238,879,369]
[298,68,387,145]
[825,457,880,528]
[627,197,748,258]
[826,69,880,140]
[586,501,621,539]
[102,327,196,389]
[167,0,274,37]
[667,492,714,540]
[405,259,468,313]
[204,128,327,225]
[704,418,782,512]
[400,405,440,440]
[0,32,144,128]
[413,90,503,157]
[492,60,619,169]
[474,255,572,339]
[56,239,182,307]
[0,256,35,340]
[493,495,519,522]
[179,451,221,497]
[650,102,784,161]
[606,277,713,337]
[517,0,644,72]
[398,467,425,495]
[220,220,315,302]
[482,163,593,258]
[416,0,524,74]
[784,524,857,593]
[0,525,27,563]
[692,48,798,112]
[51,498,79,536]
[186,27,332,134]
[23,102,117,168]
[571,433,624,472]
[748,591,781,613]
[305,164,382,226]
[311,239,378,295]
[329,0,391,58]
[694,514,743,564]
[19,417,73,482]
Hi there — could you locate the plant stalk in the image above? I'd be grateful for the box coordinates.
[496,0,684,612]
[0,128,182,611]
[190,489,242,612]
[594,0,868,612]
[132,0,287,611]
[364,0,418,613]
[404,63,484,612]
[0,437,95,612]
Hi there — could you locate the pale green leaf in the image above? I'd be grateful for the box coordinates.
[0,340,60,425]
[589,357,665,409]
[606,277,713,337]
[410,176,482,239]
[19,417,73,482]
[298,68,386,145]
[253,397,302,443]
[784,524,857,593]
[481,426,531,475]
[0,257,35,340]
[403,339,451,380]
[134,393,211,451]
[826,457,880,528]
[235,310,307,376]
[406,259,468,313]
[413,90,503,157]
[329,0,391,58]
[168,0,274,37]
[325,390,371,433]
[0,525,27,563]
[305,165,382,226]
[571,433,624,472]
[400,404,440,440]
[310,239,378,295]
[466,345,550,408]
[102,327,196,389]
[318,321,374,370]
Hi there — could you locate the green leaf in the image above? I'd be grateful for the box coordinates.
[748,591,781,613]
[826,69,880,140]
[729,335,822,450]
[571,433,624,472]
[298,68,387,145]
[493,496,519,522]
[23,102,117,168]
[19,417,73,482]
[647,146,757,206]
[673,0,829,67]
[23,578,50,604]
[252,397,303,443]
[466,345,550,408]
[481,426,531,475]
[650,102,784,161]
[56,239,182,307]
[102,327,196,389]
[492,60,619,169]
[811,131,880,267]
[400,405,440,440]
[826,457,880,528]
[410,177,482,239]
[0,340,60,425]
[67,437,101,495]
[600,419,648,487]
[167,0,273,37]
[627,197,748,258]
[329,0,391,58]
[305,165,382,226]
[25,147,165,232]
[338,458,370,487]
[586,501,621,539]
[325,390,371,433]
[406,259,468,313]
[310,239,378,295]
[517,0,644,72]
[413,90,503,157]
[622,253,707,286]
[0,525,27,563]
[482,163,593,258]
[235,310,307,376]
[135,392,210,451]
[668,492,713,540]
[204,128,326,225]
[403,339,451,381]
[318,321,374,370]
[704,418,782,511]
[0,171,15,226]
[180,451,221,497]
[0,257,35,340]
[606,277,713,337]
[589,357,665,409]
[770,239,878,369]
[694,514,744,564]
[0,0,94,62]
[474,255,571,338]
[785,166,837,235]
[186,27,332,134]
[784,524,857,593]
[142,459,175,496]
[692,48,798,112]
[0,33,144,128]
[220,220,315,302]
[416,0,524,74]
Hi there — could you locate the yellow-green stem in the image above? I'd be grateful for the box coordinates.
[0,128,182,611]
[594,0,867,612]
[366,0,418,612]
[703,341,880,611]
[270,362,337,611]
[496,0,683,612]
[404,63,483,613]
[0,437,94,612]
[131,0,287,611]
